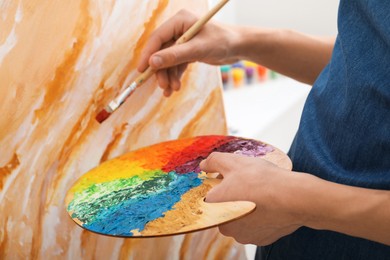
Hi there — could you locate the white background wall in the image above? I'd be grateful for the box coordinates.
[210,0,339,35]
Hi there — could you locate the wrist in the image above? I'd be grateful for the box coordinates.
[231,26,281,62]
[285,172,385,232]
[273,171,344,229]
[276,171,314,228]
[280,171,390,245]
[282,172,340,230]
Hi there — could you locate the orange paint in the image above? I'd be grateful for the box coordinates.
[116,0,169,88]
[0,153,20,189]
[100,123,129,162]
[34,0,93,121]
[179,87,228,138]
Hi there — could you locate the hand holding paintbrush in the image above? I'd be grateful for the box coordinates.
[96,0,230,123]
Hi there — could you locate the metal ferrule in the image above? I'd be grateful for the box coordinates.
[107,82,138,111]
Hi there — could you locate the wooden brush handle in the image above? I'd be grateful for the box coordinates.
[134,0,230,86]
[134,66,155,86]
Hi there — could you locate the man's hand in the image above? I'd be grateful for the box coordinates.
[137,9,240,97]
[200,152,302,245]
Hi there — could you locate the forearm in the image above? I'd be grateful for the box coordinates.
[230,26,335,85]
[288,172,390,245]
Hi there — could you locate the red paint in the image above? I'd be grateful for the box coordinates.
[95,109,111,123]
[162,135,234,173]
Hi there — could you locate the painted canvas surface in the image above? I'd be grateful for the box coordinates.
[66,135,285,237]
[0,0,245,259]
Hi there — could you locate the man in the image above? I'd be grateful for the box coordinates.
[137,0,390,258]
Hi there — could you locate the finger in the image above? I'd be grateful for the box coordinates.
[150,10,198,52]
[156,70,170,90]
[149,40,202,70]
[204,182,227,203]
[168,67,181,92]
[163,88,173,97]
[205,175,240,203]
[164,63,188,93]
[200,152,241,176]
[138,40,174,73]
[137,10,197,72]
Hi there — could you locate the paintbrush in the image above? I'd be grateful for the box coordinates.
[96,0,230,123]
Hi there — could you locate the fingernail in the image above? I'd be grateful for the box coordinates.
[151,56,163,68]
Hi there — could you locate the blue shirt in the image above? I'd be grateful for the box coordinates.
[261,0,390,259]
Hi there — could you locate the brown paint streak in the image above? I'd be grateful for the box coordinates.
[179,87,227,139]
[0,217,8,259]
[179,234,193,259]
[46,94,100,218]
[119,236,174,259]
[119,238,139,259]
[116,0,169,88]
[0,153,20,189]
[30,2,94,258]
[94,81,113,114]
[203,231,221,259]
[34,0,93,121]
[154,66,194,138]
[126,96,166,145]
[51,82,116,188]
[215,238,238,259]
[99,88,166,162]
[80,229,98,259]
[100,123,129,162]
[46,3,98,179]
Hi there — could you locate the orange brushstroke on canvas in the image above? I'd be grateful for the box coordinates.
[0,153,20,189]
[0,0,246,259]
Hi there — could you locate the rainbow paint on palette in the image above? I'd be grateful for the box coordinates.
[66,135,275,237]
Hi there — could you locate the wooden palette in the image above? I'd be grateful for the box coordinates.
[65,135,291,238]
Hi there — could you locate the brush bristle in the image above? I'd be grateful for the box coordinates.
[95,109,111,123]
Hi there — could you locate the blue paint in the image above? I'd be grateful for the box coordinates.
[82,171,202,236]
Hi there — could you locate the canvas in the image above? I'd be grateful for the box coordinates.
[0,0,240,259]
